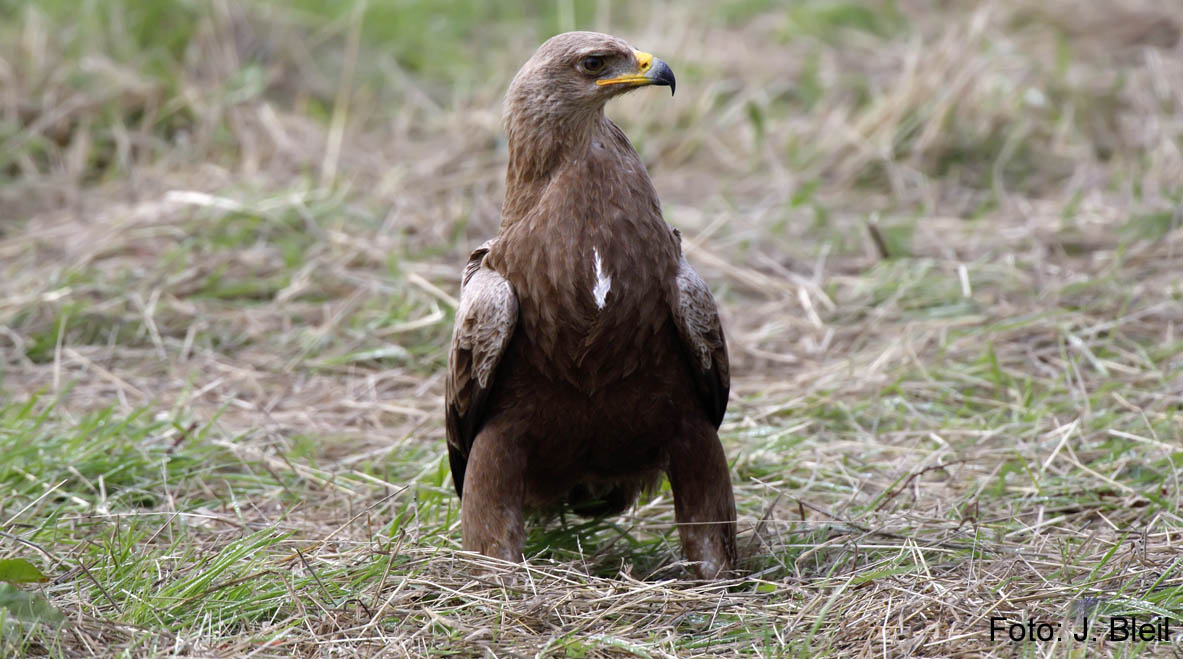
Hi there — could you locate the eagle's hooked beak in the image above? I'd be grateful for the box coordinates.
[596,50,676,96]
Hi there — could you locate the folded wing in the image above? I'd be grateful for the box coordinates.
[670,233,730,427]
[445,240,519,497]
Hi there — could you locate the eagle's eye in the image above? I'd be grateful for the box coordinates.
[579,55,606,75]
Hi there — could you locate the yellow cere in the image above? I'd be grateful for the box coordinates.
[633,50,654,73]
[595,50,657,87]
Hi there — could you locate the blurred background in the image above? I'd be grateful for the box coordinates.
[1,0,1181,655]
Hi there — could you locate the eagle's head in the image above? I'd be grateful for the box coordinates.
[505,31,675,125]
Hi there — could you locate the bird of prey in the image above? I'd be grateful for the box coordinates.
[445,32,735,579]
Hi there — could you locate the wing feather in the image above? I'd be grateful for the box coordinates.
[445,240,518,497]
[670,232,730,427]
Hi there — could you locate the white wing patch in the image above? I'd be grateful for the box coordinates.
[592,248,612,310]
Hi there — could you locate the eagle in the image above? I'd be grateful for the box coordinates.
[445,32,736,579]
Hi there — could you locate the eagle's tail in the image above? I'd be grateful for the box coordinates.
[566,482,636,518]
[566,470,663,517]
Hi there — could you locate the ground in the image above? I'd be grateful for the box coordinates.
[1,0,1181,656]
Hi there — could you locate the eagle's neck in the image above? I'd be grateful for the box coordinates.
[502,107,606,222]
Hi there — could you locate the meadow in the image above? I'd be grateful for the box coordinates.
[1,0,1181,655]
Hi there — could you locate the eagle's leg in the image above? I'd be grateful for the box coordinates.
[667,420,737,579]
[460,424,526,565]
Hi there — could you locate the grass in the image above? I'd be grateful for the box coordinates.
[1,0,1182,655]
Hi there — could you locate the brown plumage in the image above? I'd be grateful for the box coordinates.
[445,32,736,579]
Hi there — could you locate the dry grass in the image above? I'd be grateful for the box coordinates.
[1,0,1182,656]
